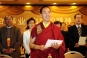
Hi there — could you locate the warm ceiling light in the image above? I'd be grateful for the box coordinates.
[25,6,31,7]
[53,3,57,5]
[72,3,76,5]
[26,2,30,4]
[71,6,77,9]
[0,2,1,4]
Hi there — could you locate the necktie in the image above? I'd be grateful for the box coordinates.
[78,26,81,36]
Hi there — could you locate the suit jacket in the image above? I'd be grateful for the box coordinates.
[23,30,30,54]
[68,24,87,47]
[0,26,22,58]
[61,30,69,48]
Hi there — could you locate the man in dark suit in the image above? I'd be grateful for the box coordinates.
[0,15,22,58]
[61,22,70,52]
[68,14,87,56]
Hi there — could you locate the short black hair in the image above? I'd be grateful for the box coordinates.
[26,17,36,30]
[40,6,51,14]
[74,14,83,19]
[54,21,61,26]
[4,15,13,20]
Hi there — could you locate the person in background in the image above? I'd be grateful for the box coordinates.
[68,14,87,56]
[0,15,22,58]
[54,21,61,27]
[23,17,36,58]
[61,22,66,31]
[30,6,65,58]
[61,22,70,52]
[54,21,69,52]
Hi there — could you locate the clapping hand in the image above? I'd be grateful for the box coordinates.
[3,48,14,54]
[2,49,9,54]
[8,48,14,54]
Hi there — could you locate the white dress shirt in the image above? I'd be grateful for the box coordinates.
[76,24,81,28]
[23,30,31,54]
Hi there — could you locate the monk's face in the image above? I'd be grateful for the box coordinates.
[40,7,51,22]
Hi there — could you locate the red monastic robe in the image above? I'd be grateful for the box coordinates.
[31,22,66,58]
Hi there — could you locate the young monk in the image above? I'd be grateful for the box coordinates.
[30,6,66,58]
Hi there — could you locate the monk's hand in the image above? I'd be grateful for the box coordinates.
[51,43,61,49]
[39,45,46,51]
[75,43,79,47]
[34,45,45,50]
